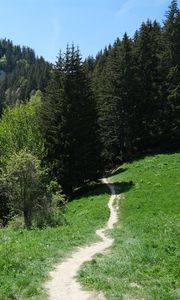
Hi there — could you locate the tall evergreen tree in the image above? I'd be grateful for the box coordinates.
[93,35,140,165]
[113,33,139,159]
[92,46,122,167]
[163,0,180,141]
[41,45,100,194]
[133,20,166,148]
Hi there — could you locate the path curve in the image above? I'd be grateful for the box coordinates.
[45,178,118,300]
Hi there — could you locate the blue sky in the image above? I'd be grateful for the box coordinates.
[0,0,179,62]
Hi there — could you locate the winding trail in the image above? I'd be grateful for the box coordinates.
[45,178,118,300]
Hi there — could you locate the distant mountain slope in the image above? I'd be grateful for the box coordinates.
[0,39,51,112]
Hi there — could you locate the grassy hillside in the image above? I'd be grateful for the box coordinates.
[79,152,180,300]
[0,184,109,300]
[1,152,179,299]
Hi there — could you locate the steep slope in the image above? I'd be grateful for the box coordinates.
[0,38,50,111]
[79,152,180,300]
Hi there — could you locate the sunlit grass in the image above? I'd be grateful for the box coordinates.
[79,152,180,300]
[0,184,109,300]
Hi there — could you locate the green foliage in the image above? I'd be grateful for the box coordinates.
[93,22,165,166]
[34,179,66,229]
[79,152,180,300]
[0,184,109,299]
[0,1,179,298]
[41,45,100,193]
[1,1,180,194]
[0,54,7,65]
[133,20,166,148]
[0,92,44,166]
[91,1,180,167]
[92,45,122,166]
[0,150,47,228]
[0,149,65,228]
[163,1,180,141]
[0,38,50,107]
[0,93,46,226]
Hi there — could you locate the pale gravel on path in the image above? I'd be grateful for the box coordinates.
[45,178,118,300]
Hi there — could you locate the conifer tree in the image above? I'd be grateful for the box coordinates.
[92,46,122,167]
[114,33,139,159]
[93,35,139,164]
[133,20,165,148]
[163,0,180,141]
[41,45,100,194]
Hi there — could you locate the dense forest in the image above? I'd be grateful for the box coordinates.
[0,39,50,112]
[0,0,179,227]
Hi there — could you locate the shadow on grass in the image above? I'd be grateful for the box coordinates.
[127,145,180,165]
[71,180,134,201]
[111,167,128,176]
[112,181,134,195]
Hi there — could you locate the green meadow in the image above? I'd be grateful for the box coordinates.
[79,152,180,300]
[0,184,109,300]
[0,152,179,299]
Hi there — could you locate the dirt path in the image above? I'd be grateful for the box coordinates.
[45,178,118,300]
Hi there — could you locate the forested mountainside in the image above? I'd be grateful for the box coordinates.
[0,0,180,227]
[92,18,180,165]
[0,39,50,112]
[41,0,180,195]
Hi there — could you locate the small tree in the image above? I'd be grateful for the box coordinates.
[1,150,47,228]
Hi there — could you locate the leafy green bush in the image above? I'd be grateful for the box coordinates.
[0,150,65,228]
[0,92,44,166]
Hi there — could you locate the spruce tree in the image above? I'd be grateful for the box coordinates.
[134,20,165,149]
[41,45,100,194]
[92,46,122,167]
[163,0,180,142]
[114,33,139,159]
